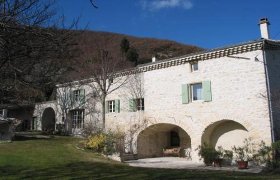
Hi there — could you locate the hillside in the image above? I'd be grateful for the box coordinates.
[77,31,203,64]
[66,30,203,80]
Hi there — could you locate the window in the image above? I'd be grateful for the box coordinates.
[106,100,120,113]
[109,77,114,84]
[72,89,85,103]
[130,98,144,111]
[71,110,84,129]
[182,81,212,104]
[191,83,202,101]
[73,90,80,101]
[191,62,198,72]
[108,100,115,113]
[136,98,144,111]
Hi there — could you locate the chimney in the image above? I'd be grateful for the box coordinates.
[152,56,156,63]
[259,18,270,39]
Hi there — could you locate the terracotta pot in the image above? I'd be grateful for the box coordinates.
[236,160,248,169]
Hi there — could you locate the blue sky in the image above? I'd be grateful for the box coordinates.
[57,0,280,49]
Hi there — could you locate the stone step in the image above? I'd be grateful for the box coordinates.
[121,153,138,162]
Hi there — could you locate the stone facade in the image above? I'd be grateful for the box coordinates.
[34,39,280,162]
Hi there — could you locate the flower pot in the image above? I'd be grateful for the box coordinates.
[236,160,248,169]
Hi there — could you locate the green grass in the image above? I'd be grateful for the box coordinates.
[0,136,279,180]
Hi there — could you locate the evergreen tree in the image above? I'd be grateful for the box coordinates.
[120,38,130,54]
[126,47,139,66]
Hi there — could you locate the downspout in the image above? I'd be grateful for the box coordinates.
[262,41,275,143]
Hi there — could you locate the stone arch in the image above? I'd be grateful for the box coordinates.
[42,107,56,132]
[201,120,248,150]
[137,123,191,159]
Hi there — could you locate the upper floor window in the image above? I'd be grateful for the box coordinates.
[136,98,144,111]
[106,99,120,113]
[108,100,115,113]
[109,77,114,84]
[191,62,198,72]
[73,90,81,101]
[182,81,212,104]
[72,89,85,103]
[130,98,144,111]
[191,83,202,101]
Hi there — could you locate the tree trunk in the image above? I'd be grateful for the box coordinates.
[64,110,71,135]
[101,94,106,130]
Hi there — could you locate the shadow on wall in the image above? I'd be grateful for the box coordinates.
[137,123,191,158]
[201,120,248,150]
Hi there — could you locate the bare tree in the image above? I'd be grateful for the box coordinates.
[83,48,130,130]
[89,0,98,8]
[56,85,76,134]
[124,73,144,153]
[0,0,79,107]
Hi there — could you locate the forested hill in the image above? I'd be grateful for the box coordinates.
[76,30,203,65]
[63,30,204,82]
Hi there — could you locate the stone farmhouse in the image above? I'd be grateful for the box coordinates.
[31,18,280,162]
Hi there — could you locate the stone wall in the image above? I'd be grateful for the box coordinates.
[105,50,272,162]
[34,48,275,162]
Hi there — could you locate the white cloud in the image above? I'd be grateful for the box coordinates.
[141,0,193,11]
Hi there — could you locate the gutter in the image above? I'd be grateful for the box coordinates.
[262,41,275,143]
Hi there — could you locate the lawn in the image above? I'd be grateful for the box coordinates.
[0,135,279,180]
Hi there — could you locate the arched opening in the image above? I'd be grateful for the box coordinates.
[201,120,248,150]
[42,107,55,132]
[137,123,191,159]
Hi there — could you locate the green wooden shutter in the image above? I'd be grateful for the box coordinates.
[70,90,74,103]
[115,99,120,113]
[129,99,136,112]
[80,89,85,104]
[182,84,189,104]
[203,81,212,102]
[105,101,109,113]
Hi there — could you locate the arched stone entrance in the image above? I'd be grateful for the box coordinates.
[42,107,56,132]
[201,120,248,150]
[137,123,191,159]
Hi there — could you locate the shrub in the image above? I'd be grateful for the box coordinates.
[197,143,222,166]
[223,150,233,160]
[232,137,256,162]
[85,133,107,152]
[230,139,280,170]
[271,140,280,168]
[254,141,273,165]
[84,130,125,155]
[82,122,102,138]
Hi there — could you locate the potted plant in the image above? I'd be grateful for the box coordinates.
[222,149,233,166]
[197,143,222,166]
[232,138,256,169]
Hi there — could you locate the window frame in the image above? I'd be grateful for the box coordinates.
[109,77,114,84]
[190,83,203,101]
[190,61,198,72]
[73,89,82,102]
[108,100,116,113]
[136,98,144,111]
[71,109,84,129]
